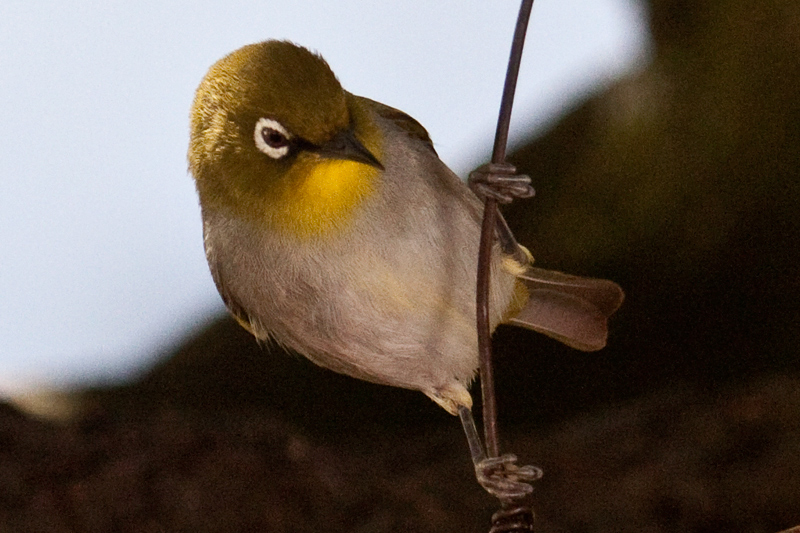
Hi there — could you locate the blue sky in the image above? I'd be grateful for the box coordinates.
[0,1,649,395]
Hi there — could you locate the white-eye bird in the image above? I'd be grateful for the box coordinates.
[188,40,623,497]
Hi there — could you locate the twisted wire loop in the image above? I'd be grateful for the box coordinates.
[469,163,535,263]
[468,163,535,205]
[490,505,536,533]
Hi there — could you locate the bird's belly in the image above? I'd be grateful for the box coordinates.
[242,246,483,393]
[204,190,519,396]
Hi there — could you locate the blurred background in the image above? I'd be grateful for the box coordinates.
[0,0,648,394]
[2,0,800,532]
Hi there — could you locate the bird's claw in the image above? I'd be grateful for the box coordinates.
[468,163,535,204]
[475,453,543,500]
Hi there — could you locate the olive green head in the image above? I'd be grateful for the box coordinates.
[188,40,383,235]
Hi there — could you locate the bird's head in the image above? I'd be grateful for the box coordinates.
[189,40,383,237]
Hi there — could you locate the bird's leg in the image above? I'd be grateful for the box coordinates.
[468,163,534,264]
[457,406,543,501]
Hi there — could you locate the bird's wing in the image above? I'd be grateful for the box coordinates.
[507,266,624,352]
[362,97,437,155]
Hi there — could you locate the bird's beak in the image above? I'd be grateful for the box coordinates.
[316,128,384,170]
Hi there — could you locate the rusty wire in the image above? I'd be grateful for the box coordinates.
[474,1,537,530]
[476,0,535,468]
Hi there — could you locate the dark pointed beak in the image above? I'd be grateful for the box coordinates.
[316,128,384,170]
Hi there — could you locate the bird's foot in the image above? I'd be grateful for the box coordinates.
[468,163,534,204]
[475,453,543,500]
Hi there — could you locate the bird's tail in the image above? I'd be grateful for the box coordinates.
[507,267,624,352]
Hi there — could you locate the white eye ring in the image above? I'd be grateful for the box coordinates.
[254,118,292,159]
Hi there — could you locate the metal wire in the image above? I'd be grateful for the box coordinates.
[475,1,537,530]
[477,0,535,467]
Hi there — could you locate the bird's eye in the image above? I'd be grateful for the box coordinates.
[254,118,292,159]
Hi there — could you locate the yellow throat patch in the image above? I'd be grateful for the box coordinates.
[272,155,380,238]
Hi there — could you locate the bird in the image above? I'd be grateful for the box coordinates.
[188,40,623,498]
